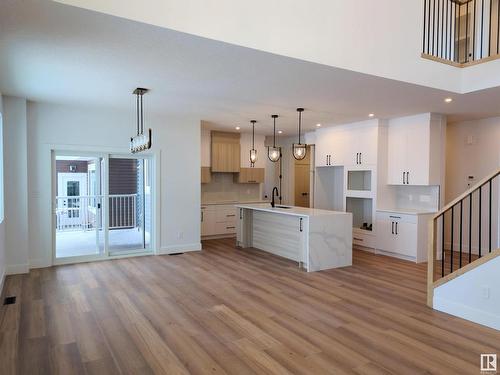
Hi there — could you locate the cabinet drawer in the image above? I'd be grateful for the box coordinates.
[376,211,417,224]
[215,209,237,222]
[352,234,375,248]
[215,221,237,235]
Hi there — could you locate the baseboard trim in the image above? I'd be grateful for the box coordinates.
[0,268,5,298]
[158,243,202,255]
[6,263,29,275]
[433,296,500,331]
[29,259,50,269]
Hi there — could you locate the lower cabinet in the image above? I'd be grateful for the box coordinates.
[201,205,237,237]
[375,210,432,263]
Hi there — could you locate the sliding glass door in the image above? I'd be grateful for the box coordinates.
[53,152,153,263]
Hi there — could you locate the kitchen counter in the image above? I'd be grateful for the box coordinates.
[377,208,437,215]
[201,200,270,206]
[235,204,352,272]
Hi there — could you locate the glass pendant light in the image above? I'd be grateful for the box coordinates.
[268,115,281,162]
[249,120,257,166]
[292,108,307,160]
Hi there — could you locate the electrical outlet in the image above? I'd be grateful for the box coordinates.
[481,285,490,300]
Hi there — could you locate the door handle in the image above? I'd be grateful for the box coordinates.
[302,192,309,196]
[391,221,394,234]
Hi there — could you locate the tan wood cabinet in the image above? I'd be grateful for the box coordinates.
[235,168,265,184]
[211,131,240,172]
[201,167,211,184]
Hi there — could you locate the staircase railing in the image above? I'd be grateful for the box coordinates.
[427,168,500,306]
[422,0,500,66]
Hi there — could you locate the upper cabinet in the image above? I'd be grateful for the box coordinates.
[201,128,211,167]
[315,120,379,167]
[387,114,444,186]
[211,131,241,173]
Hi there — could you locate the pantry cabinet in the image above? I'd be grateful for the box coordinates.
[387,113,444,185]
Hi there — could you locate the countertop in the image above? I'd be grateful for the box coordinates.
[202,200,269,206]
[235,203,351,218]
[377,208,437,215]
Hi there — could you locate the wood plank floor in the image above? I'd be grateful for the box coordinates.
[1,238,499,374]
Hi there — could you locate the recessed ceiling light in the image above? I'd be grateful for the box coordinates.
[368,113,375,117]
[278,130,283,134]
[235,126,240,130]
[444,98,453,103]
[316,123,322,127]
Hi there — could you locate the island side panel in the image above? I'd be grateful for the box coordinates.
[236,208,253,248]
[308,213,353,272]
[251,210,303,262]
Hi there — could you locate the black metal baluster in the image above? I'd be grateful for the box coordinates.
[489,179,492,252]
[446,0,450,59]
[498,0,500,55]
[479,185,482,257]
[450,205,454,273]
[438,0,441,57]
[442,0,445,57]
[489,0,493,57]
[481,0,485,58]
[442,213,445,277]
[424,0,428,53]
[473,0,477,60]
[458,3,462,62]
[460,200,463,268]
[469,192,472,263]
[465,3,469,62]
[434,0,437,55]
[429,0,433,54]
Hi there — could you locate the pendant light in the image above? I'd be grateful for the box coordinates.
[268,115,281,162]
[292,108,307,160]
[130,88,152,153]
[249,120,258,166]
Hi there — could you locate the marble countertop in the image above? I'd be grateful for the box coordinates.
[377,208,437,215]
[202,200,269,206]
[235,203,350,218]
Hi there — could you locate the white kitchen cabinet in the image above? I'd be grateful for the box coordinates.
[387,113,444,185]
[315,128,347,167]
[375,210,433,262]
[201,204,237,237]
[343,125,378,166]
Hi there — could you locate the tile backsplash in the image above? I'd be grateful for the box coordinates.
[202,173,261,203]
[390,185,440,212]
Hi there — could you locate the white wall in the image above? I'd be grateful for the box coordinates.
[1,99,201,270]
[434,256,500,330]
[56,0,468,93]
[2,97,29,274]
[0,94,6,291]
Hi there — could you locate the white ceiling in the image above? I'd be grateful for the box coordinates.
[1,0,500,135]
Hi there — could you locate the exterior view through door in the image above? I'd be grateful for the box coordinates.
[54,153,153,260]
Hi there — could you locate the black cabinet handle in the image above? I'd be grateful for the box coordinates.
[226,214,236,217]
[299,218,303,232]
[360,153,362,164]
[402,172,405,184]
[356,153,359,164]
[406,171,409,185]
[395,222,398,235]
[391,221,394,234]
[226,226,235,230]
[201,211,204,222]
[239,208,242,219]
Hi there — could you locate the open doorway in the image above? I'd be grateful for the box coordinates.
[294,146,312,207]
[54,152,153,262]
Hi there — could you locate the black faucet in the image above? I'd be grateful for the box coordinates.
[271,187,279,208]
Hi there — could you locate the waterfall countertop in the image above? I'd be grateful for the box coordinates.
[235,203,350,218]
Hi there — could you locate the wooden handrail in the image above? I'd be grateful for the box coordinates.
[433,168,500,220]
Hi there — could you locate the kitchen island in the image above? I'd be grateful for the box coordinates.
[235,203,352,272]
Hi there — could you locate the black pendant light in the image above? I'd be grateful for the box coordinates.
[292,108,307,160]
[268,115,281,162]
[249,120,258,166]
[130,88,152,154]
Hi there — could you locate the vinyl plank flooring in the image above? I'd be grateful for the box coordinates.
[0,238,498,374]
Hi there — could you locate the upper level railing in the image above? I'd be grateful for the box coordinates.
[427,168,499,305]
[422,0,500,66]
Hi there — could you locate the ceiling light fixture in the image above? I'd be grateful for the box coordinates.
[293,108,307,160]
[268,115,281,162]
[316,123,322,127]
[368,113,375,117]
[249,120,257,166]
[278,130,283,134]
[444,98,453,103]
[235,126,241,130]
[130,88,152,153]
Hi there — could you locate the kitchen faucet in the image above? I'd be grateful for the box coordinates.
[271,187,279,208]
